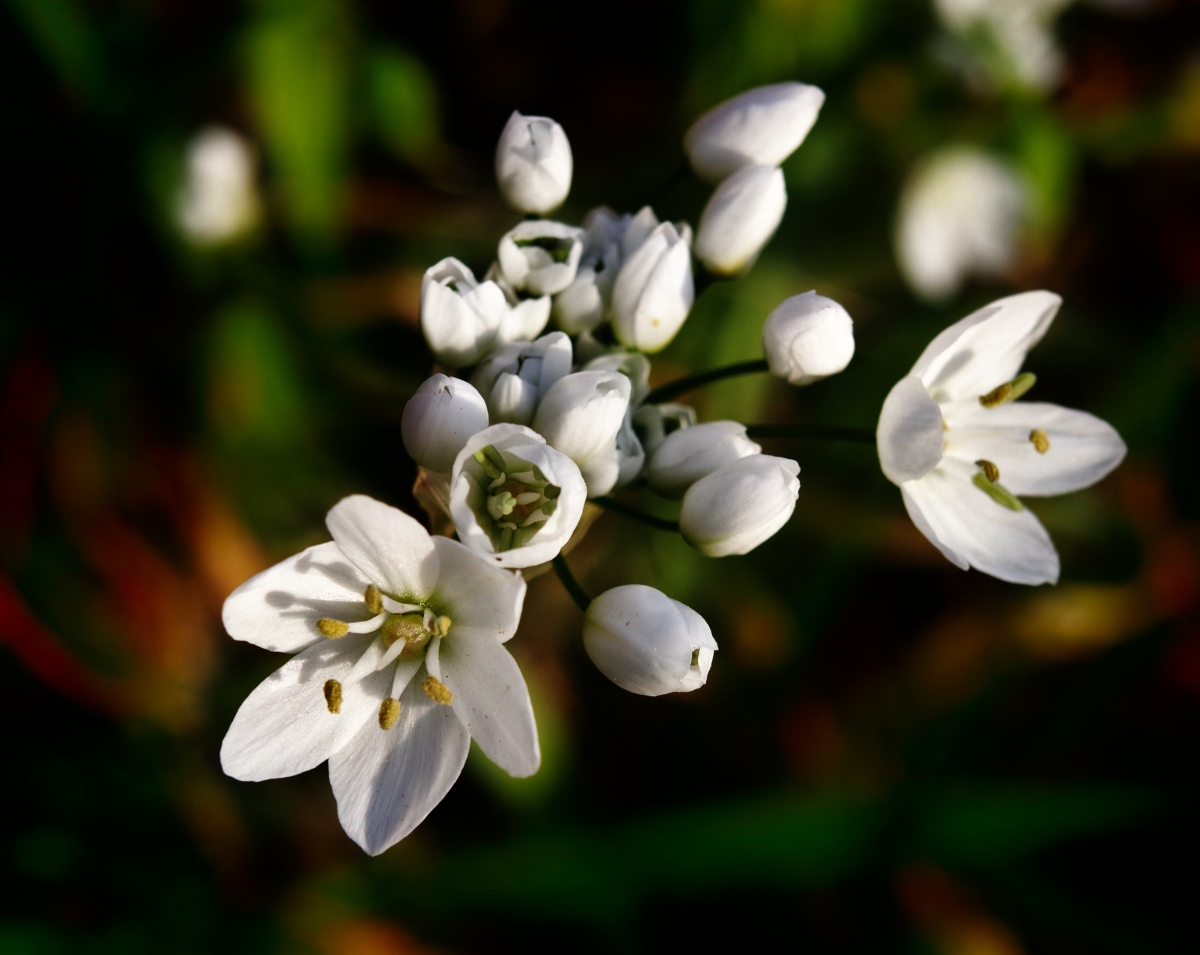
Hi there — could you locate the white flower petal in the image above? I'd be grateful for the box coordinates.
[430,537,527,642]
[900,484,969,571]
[912,290,1061,403]
[903,459,1060,585]
[876,376,946,485]
[439,629,540,777]
[328,673,470,855]
[221,542,373,653]
[943,401,1127,497]
[220,635,389,781]
[325,495,439,601]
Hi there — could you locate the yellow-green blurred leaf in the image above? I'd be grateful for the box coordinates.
[367,46,441,167]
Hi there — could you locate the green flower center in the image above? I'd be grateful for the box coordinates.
[471,444,560,551]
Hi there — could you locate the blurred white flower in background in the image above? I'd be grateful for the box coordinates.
[934,0,1072,91]
[176,125,260,246]
[895,147,1027,302]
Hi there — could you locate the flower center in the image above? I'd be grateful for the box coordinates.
[471,444,560,551]
[381,609,451,660]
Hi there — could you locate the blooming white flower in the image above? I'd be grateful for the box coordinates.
[611,222,695,354]
[450,423,588,568]
[220,495,537,855]
[647,421,762,500]
[497,220,585,297]
[680,455,800,557]
[177,126,260,245]
[683,82,826,184]
[896,147,1026,302]
[633,402,697,456]
[532,371,632,498]
[583,585,717,696]
[935,0,1072,91]
[470,332,573,426]
[876,291,1126,585]
[494,111,573,214]
[420,258,509,367]
[695,164,787,277]
[763,291,856,385]
[401,375,490,473]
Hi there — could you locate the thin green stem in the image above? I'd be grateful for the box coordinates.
[552,554,591,613]
[593,497,680,532]
[746,423,876,444]
[644,358,769,405]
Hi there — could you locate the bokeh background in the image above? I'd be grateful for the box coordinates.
[3,0,1200,952]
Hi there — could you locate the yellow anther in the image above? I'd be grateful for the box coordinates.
[976,459,1000,483]
[317,618,349,638]
[378,697,401,730]
[1030,429,1050,454]
[979,372,1036,408]
[364,584,382,615]
[323,679,342,714]
[422,676,453,705]
[436,615,452,636]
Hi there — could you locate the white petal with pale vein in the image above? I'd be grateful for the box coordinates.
[326,495,439,600]
[431,537,526,642]
[876,376,945,485]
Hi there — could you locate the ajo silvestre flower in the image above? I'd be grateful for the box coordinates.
[680,454,801,557]
[220,495,538,855]
[494,111,573,214]
[401,375,489,473]
[876,291,1126,585]
[763,291,856,386]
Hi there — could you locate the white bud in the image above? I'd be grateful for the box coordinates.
[632,403,697,456]
[582,351,651,406]
[684,82,825,184]
[485,264,553,344]
[680,455,800,557]
[646,421,761,500]
[695,165,787,277]
[611,222,694,354]
[497,220,585,296]
[420,258,508,367]
[583,585,717,696]
[471,331,572,425]
[450,423,587,569]
[895,147,1026,302]
[177,126,260,245]
[494,111,573,214]
[401,375,490,473]
[763,291,855,386]
[620,206,661,258]
[613,409,646,490]
[532,371,632,498]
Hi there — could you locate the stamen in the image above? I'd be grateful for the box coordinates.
[1030,429,1050,453]
[436,615,451,636]
[378,697,401,730]
[972,472,1023,512]
[975,459,1000,483]
[690,648,700,667]
[979,372,1036,408]
[364,584,382,615]
[323,679,342,713]
[317,618,349,638]
[422,676,454,705]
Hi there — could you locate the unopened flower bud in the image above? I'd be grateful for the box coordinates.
[684,82,825,184]
[647,421,761,499]
[494,111,573,214]
[632,403,697,457]
[498,220,585,296]
[532,371,632,497]
[420,258,508,367]
[680,455,800,557]
[583,584,717,696]
[401,375,490,473]
[695,164,787,277]
[611,222,694,354]
[763,291,855,386]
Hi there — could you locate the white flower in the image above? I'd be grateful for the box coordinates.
[553,207,627,335]
[497,220,585,297]
[876,291,1126,585]
[896,147,1026,302]
[633,402,697,456]
[220,495,537,855]
[494,111,573,214]
[611,222,695,354]
[647,421,762,500]
[583,585,717,696]
[420,258,509,367]
[450,423,588,568]
[695,164,787,277]
[484,264,553,345]
[935,0,1072,91]
[177,126,260,245]
[683,82,826,184]
[532,371,632,498]
[582,351,652,406]
[680,455,800,557]
[763,291,856,386]
[613,409,646,490]
[470,332,573,426]
[401,375,490,473]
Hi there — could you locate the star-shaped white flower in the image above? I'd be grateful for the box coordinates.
[877,291,1126,585]
[220,495,538,855]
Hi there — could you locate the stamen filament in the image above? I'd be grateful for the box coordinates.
[979,372,1036,408]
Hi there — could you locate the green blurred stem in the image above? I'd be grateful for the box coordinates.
[552,555,591,613]
[746,424,876,444]
[644,359,769,404]
[593,497,681,532]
